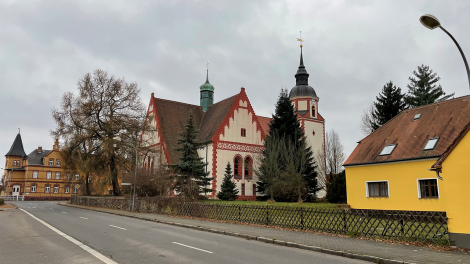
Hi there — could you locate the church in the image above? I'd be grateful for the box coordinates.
[141,46,325,200]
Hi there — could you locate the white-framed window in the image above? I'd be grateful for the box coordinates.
[379,144,397,156]
[54,186,59,193]
[56,160,61,166]
[75,174,79,180]
[31,185,37,192]
[55,172,60,179]
[417,178,439,199]
[45,186,50,193]
[88,177,93,183]
[65,186,70,193]
[32,171,38,179]
[366,181,389,198]
[49,159,54,166]
[46,172,52,179]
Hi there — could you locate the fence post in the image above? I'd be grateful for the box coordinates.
[343,210,347,233]
[238,205,241,222]
[300,207,304,230]
[266,206,269,226]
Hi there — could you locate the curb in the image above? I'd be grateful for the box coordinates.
[59,203,415,264]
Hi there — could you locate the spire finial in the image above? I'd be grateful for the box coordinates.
[206,61,209,72]
[18,128,20,134]
[297,31,303,48]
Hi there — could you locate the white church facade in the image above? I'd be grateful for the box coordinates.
[141,47,325,200]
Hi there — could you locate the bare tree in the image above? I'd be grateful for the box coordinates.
[359,103,378,136]
[325,129,345,176]
[313,145,326,193]
[52,69,147,196]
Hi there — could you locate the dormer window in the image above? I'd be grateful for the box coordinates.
[379,144,397,156]
[414,114,421,120]
[424,138,439,151]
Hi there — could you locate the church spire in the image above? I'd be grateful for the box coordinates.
[295,45,309,86]
[200,62,215,112]
[6,132,27,157]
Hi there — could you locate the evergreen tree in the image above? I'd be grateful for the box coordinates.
[370,81,406,131]
[170,111,213,200]
[217,162,239,201]
[325,170,347,204]
[404,65,454,108]
[256,89,318,201]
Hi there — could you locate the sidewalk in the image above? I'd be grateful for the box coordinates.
[60,202,470,264]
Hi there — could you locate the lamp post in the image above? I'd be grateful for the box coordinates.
[419,14,470,90]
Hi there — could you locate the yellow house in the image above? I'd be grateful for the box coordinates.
[2,133,76,199]
[344,95,470,249]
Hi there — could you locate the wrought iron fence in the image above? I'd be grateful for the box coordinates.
[71,196,448,244]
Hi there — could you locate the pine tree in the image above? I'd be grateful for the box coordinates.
[217,162,239,201]
[256,89,318,201]
[170,111,213,200]
[370,81,406,131]
[325,170,347,204]
[404,65,454,108]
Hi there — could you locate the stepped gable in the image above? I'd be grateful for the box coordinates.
[27,149,52,165]
[154,98,204,163]
[344,95,470,166]
[6,133,27,157]
[198,95,238,143]
[256,116,272,136]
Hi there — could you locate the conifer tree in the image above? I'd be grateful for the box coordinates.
[370,81,406,131]
[216,162,239,201]
[170,111,212,200]
[256,89,318,201]
[404,65,454,108]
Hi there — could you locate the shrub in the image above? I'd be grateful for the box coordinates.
[0,198,4,205]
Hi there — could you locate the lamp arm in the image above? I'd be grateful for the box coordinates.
[439,26,470,90]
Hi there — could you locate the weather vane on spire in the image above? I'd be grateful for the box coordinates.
[297,31,304,48]
[206,61,209,71]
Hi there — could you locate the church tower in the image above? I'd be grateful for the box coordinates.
[200,66,214,112]
[289,44,325,187]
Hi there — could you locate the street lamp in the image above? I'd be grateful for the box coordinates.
[419,14,470,90]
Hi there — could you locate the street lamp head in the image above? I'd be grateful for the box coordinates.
[420,14,441,30]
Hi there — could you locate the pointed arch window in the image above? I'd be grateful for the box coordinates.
[234,155,242,179]
[244,156,253,179]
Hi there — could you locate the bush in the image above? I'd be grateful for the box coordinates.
[326,170,347,204]
[0,198,4,205]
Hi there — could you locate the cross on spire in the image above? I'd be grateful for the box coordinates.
[297,31,304,48]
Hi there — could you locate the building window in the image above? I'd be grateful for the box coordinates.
[88,177,93,183]
[65,186,70,193]
[56,160,61,166]
[47,172,52,179]
[241,128,246,137]
[49,159,54,166]
[423,138,439,151]
[32,171,38,179]
[311,103,316,117]
[241,183,245,196]
[379,144,397,156]
[418,179,439,198]
[54,186,59,193]
[55,172,60,179]
[234,156,242,178]
[253,184,256,196]
[244,156,253,178]
[66,173,71,180]
[366,181,389,197]
[31,185,37,193]
[75,174,79,180]
[45,185,50,193]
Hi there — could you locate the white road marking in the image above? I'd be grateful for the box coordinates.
[109,225,126,230]
[80,217,88,220]
[19,208,117,264]
[172,242,214,254]
[62,211,67,214]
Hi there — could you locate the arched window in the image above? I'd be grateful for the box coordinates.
[244,156,253,178]
[234,155,242,179]
[311,104,316,117]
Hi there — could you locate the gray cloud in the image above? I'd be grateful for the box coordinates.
[1,0,469,176]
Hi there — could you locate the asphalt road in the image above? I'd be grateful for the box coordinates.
[4,201,369,264]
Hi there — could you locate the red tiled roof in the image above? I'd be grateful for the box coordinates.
[344,95,470,166]
[256,116,272,136]
[198,95,238,143]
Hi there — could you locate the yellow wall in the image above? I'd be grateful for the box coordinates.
[346,159,446,212]
[439,131,470,234]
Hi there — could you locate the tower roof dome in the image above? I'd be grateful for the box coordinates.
[289,47,317,98]
[200,70,214,91]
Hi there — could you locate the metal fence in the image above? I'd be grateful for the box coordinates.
[71,196,449,244]
[0,195,25,201]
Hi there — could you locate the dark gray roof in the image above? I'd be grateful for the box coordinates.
[289,85,317,98]
[6,133,27,157]
[27,149,52,165]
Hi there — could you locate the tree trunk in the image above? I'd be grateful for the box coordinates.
[111,154,120,196]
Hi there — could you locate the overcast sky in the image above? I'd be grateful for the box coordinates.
[1,0,470,177]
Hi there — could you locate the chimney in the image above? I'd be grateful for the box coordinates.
[38,146,42,153]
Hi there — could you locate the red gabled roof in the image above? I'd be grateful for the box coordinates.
[198,95,238,143]
[344,95,470,166]
[256,116,272,136]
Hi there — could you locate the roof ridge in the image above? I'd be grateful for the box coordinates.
[154,97,200,107]
[27,149,52,156]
